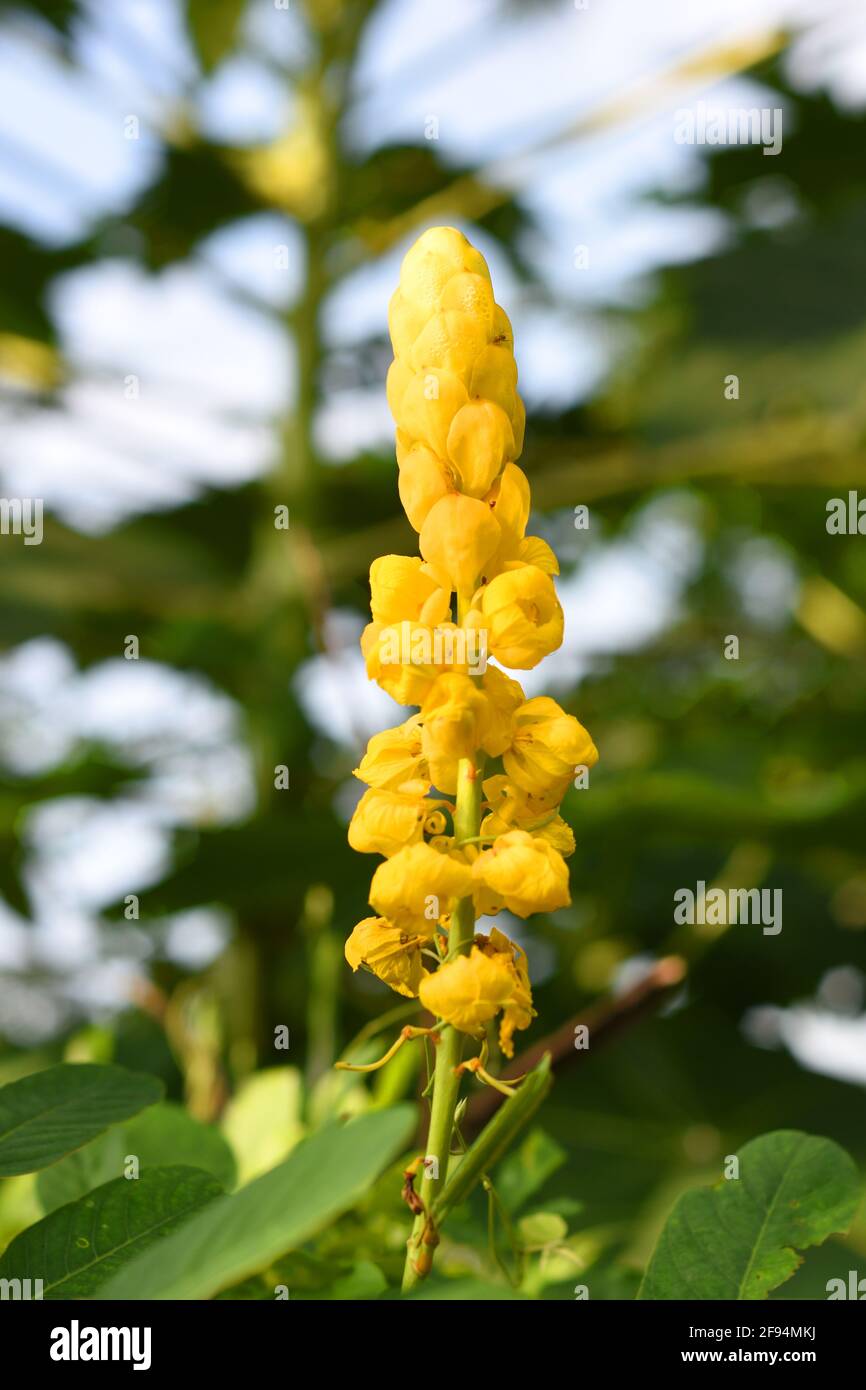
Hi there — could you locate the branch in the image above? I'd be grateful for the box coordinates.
[464,955,687,1134]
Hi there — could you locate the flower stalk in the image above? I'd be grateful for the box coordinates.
[402,726,480,1291]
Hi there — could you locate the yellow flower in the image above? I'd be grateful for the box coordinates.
[369,555,450,627]
[354,716,428,790]
[480,776,575,857]
[479,664,524,757]
[358,622,436,706]
[361,620,465,706]
[503,696,599,796]
[418,945,514,1036]
[471,828,570,917]
[345,917,428,998]
[370,841,473,934]
[398,227,491,316]
[410,308,490,377]
[485,463,530,551]
[482,773,562,824]
[476,927,535,1057]
[469,344,519,420]
[397,368,468,459]
[420,492,502,594]
[348,786,432,857]
[420,673,490,793]
[481,806,575,858]
[479,564,564,669]
[397,443,452,531]
[446,399,515,498]
[514,535,559,575]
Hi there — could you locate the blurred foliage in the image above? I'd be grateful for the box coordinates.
[1,0,865,1298]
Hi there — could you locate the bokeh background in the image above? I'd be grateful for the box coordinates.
[2,0,866,1298]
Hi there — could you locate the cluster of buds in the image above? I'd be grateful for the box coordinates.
[344,226,597,1064]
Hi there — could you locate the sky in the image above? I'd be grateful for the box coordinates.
[1,0,865,1062]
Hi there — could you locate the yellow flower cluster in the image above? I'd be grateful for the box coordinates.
[345,227,598,1059]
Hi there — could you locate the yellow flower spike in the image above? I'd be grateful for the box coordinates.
[419,492,502,593]
[471,828,570,918]
[418,945,514,1037]
[353,715,428,790]
[446,399,515,498]
[479,563,564,669]
[335,1022,440,1072]
[344,917,430,999]
[342,225,599,1292]
[504,695,600,796]
[420,673,491,793]
[348,786,432,857]
[369,841,473,934]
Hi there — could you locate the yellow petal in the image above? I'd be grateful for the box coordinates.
[504,696,598,795]
[420,673,490,792]
[397,369,468,458]
[420,493,502,594]
[446,399,515,498]
[370,842,473,933]
[369,554,443,625]
[409,310,489,377]
[418,946,514,1035]
[439,270,496,333]
[386,358,413,422]
[469,344,519,418]
[397,444,452,531]
[348,787,429,856]
[388,288,426,360]
[354,717,428,790]
[471,828,570,917]
[480,564,564,669]
[345,917,428,998]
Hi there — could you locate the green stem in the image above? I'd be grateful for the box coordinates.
[402,590,481,1291]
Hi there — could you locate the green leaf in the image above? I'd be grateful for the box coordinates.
[0,1167,222,1299]
[494,1127,567,1214]
[432,1055,553,1224]
[638,1130,861,1300]
[0,1065,163,1177]
[37,1102,236,1212]
[100,1105,415,1300]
